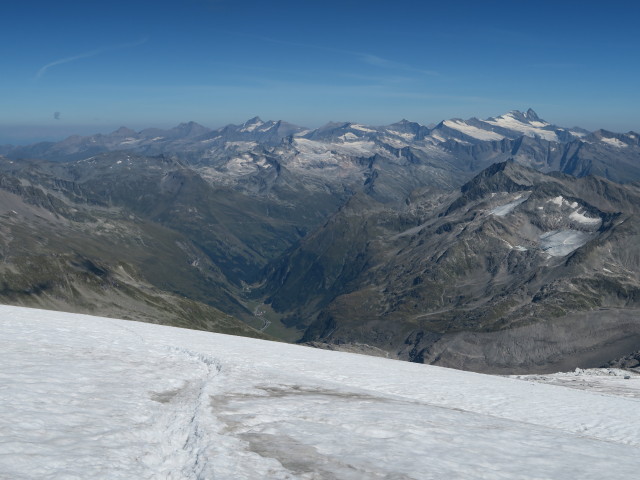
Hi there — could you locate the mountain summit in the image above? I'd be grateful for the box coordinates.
[524,107,541,121]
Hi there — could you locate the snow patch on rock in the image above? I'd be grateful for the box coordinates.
[601,137,627,148]
[569,210,601,226]
[490,193,530,216]
[443,120,504,141]
[539,229,593,256]
[485,113,558,142]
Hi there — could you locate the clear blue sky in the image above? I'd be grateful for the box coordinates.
[2,0,639,143]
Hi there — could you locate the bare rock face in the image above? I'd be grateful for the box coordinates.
[266,161,640,372]
[602,350,640,372]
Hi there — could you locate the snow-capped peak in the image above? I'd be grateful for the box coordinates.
[587,129,638,148]
[493,109,549,127]
[483,110,560,141]
[524,108,541,122]
[424,109,598,145]
[240,116,265,132]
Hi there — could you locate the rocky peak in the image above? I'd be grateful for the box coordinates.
[170,121,210,138]
[525,108,541,121]
[111,127,137,137]
[243,116,264,126]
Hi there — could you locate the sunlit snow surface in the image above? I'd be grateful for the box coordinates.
[442,120,505,141]
[484,113,559,142]
[2,306,640,479]
[600,137,627,148]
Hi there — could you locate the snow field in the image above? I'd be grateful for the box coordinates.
[485,113,559,142]
[489,194,529,216]
[539,229,594,257]
[442,120,505,141]
[600,137,627,148]
[1,305,640,479]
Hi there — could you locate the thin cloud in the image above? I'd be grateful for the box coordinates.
[359,54,439,76]
[34,37,148,80]
[234,33,439,77]
[529,62,582,69]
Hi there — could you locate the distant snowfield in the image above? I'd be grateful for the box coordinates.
[540,229,593,257]
[443,120,505,141]
[600,136,627,148]
[490,193,530,216]
[485,113,559,142]
[1,306,639,479]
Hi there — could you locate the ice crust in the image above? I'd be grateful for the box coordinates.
[601,137,627,148]
[540,229,593,256]
[443,120,505,141]
[1,305,640,479]
[490,194,529,216]
[485,113,559,141]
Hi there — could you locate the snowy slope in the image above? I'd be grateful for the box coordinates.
[428,110,584,145]
[1,305,639,480]
[442,120,505,141]
[484,111,560,141]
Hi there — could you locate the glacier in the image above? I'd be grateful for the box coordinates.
[1,305,639,479]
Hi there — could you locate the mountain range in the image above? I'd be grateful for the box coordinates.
[1,109,639,372]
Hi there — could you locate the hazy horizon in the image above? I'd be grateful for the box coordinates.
[3,108,638,146]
